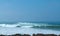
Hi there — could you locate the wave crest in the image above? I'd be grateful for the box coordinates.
[0,22,60,28]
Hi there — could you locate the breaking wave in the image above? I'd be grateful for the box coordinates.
[0,22,60,29]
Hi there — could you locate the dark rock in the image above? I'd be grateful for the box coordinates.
[0,34,58,36]
[0,34,5,36]
[45,34,57,36]
[35,34,45,36]
[22,34,30,36]
[12,34,21,36]
[58,35,60,36]
[32,34,36,36]
[8,35,12,36]
[32,34,57,36]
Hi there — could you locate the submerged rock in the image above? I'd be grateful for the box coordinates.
[16,26,21,27]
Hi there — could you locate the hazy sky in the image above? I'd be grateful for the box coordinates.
[0,0,60,22]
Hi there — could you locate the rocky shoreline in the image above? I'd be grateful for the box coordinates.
[0,34,60,36]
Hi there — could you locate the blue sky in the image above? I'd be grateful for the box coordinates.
[0,0,60,22]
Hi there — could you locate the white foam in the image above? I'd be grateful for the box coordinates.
[21,26,33,28]
[0,24,19,27]
[0,27,60,35]
[0,22,32,27]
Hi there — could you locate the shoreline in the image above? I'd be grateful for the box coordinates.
[0,34,60,36]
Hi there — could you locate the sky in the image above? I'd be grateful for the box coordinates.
[0,0,60,22]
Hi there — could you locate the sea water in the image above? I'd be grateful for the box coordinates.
[0,22,60,35]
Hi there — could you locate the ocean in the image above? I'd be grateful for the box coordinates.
[0,22,60,35]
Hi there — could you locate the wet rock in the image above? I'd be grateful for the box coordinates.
[22,34,30,36]
[0,34,5,36]
[8,35,12,36]
[58,35,60,36]
[12,34,21,36]
[35,34,45,36]
[32,34,36,36]
[32,34,57,36]
[45,34,57,36]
